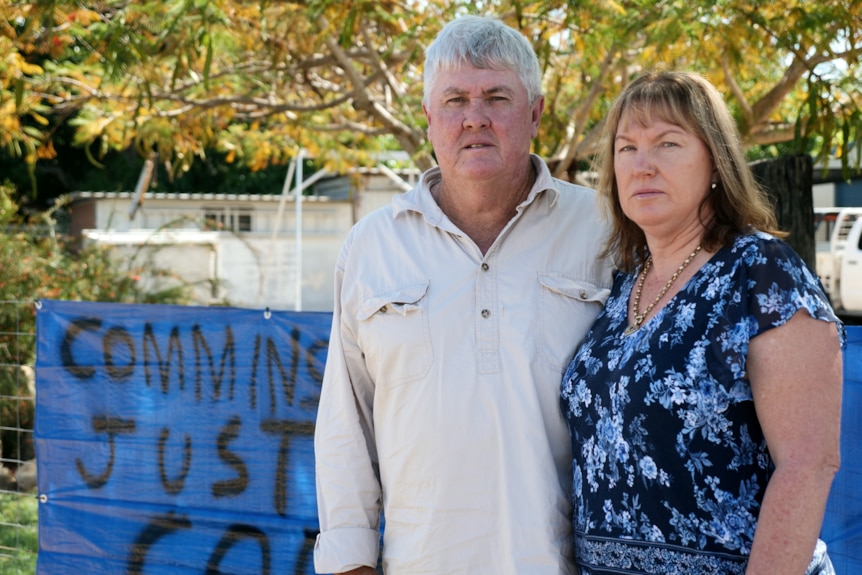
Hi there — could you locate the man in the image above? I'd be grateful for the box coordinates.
[313,15,614,574]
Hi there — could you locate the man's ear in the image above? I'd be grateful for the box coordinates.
[531,95,545,135]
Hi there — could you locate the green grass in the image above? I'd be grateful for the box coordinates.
[0,492,38,575]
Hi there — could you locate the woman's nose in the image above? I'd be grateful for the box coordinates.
[633,150,655,176]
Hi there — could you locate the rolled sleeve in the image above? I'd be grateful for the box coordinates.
[313,527,380,573]
[314,250,382,573]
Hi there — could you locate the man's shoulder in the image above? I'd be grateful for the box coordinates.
[550,177,599,198]
[344,192,425,249]
[352,191,422,231]
[346,204,399,247]
[546,178,602,216]
[530,155,598,204]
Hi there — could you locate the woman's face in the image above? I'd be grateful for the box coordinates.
[613,110,715,239]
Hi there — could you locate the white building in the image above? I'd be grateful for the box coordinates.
[68,166,417,311]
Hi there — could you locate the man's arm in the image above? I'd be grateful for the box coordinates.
[313,260,382,573]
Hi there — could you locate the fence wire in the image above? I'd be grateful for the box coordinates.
[0,300,39,574]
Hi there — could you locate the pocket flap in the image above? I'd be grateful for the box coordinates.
[538,273,610,303]
[356,281,430,320]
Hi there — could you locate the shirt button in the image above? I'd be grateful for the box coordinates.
[481,309,490,318]
[379,305,388,313]
[481,263,489,271]
[580,290,588,300]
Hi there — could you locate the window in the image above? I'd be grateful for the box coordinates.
[203,207,252,232]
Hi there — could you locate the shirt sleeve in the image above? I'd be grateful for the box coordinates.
[313,242,382,573]
[739,235,845,345]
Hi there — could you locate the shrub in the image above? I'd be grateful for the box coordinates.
[0,181,193,463]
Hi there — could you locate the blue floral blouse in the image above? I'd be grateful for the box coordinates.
[561,232,844,575]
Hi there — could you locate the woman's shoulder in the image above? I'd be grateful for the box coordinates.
[723,230,841,334]
[714,230,825,303]
[730,229,792,252]
[725,230,807,269]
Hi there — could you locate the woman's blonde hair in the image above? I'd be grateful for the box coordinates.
[594,70,784,271]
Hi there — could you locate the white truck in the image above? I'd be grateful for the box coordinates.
[815,207,862,315]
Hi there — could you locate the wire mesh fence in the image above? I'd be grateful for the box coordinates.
[0,300,39,574]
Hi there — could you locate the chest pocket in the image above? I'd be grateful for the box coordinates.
[356,281,433,388]
[539,273,610,374]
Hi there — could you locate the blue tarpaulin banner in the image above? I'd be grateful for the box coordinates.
[822,325,862,573]
[34,300,330,574]
[34,300,861,573]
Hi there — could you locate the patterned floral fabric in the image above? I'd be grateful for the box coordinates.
[561,232,844,575]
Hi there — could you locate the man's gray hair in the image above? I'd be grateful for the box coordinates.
[423,15,543,104]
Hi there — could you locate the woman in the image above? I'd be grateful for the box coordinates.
[561,70,843,574]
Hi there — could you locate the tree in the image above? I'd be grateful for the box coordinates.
[523,0,862,179]
[1,0,860,199]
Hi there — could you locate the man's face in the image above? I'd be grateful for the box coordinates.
[423,63,543,186]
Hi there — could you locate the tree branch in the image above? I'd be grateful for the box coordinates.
[721,52,754,128]
[552,45,618,179]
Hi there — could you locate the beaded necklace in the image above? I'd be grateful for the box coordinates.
[623,244,702,336]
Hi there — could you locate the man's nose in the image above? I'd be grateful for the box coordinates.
[462,102,491,129]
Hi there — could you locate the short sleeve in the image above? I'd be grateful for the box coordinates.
[733,233,845,346]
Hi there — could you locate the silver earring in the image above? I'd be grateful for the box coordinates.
[711,182,718,190]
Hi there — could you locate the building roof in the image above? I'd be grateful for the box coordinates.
[69,191,336,203]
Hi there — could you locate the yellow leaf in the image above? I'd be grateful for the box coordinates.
[604,0,627,16]
[13,54,44,76]
[30,112,49,126]
[70,9,102,26]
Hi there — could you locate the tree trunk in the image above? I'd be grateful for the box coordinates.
[750,154,814,271]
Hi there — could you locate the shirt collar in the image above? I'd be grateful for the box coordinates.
[392,154,560,220]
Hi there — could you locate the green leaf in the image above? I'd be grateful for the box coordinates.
[203,32,213,89]
[14,79,24,109]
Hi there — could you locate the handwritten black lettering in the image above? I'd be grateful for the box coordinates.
[305,336,327,387]
[260,419,315,517]
[299,336,328,411]
[61,317,102,379]
[126,511,192,575]
[143,323,185,394]
[205,523,271,575]
[249,334,262,408]
[212,415,248,498]
[192,324,236,402]
[158,427,192,495]
[104,326,136,382]
[283,328,302,408]
[76,415,137,488]
[269,334,293,412]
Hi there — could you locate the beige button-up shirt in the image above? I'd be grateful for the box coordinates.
[314,155,614,574]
